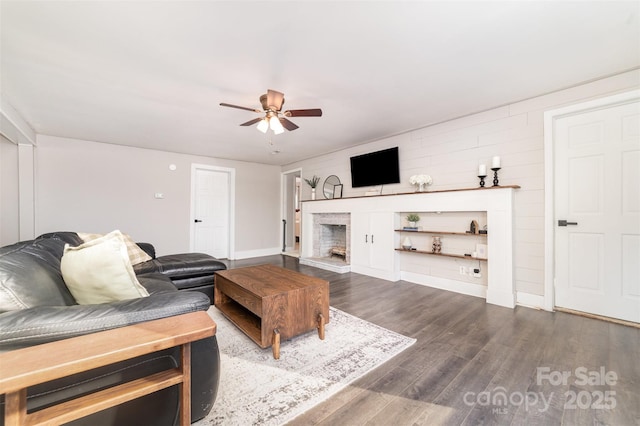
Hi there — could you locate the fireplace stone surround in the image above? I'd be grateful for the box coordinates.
[299,213,351,273]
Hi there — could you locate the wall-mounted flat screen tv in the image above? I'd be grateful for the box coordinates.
[350,147,400,188]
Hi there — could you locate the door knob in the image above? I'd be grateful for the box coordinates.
[558,220,578,226]
[194,219,203,223]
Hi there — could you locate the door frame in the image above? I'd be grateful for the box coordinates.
[189,163,236,258]
[281,167,302,253]
[543,89,640,311]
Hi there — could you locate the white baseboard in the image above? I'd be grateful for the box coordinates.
[233,246,281,260]
[400,271,487,299]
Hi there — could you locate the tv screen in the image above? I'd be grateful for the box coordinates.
[350,147,400,188]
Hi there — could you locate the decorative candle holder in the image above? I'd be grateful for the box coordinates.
[491,167,501,186]
[478,175,487,187]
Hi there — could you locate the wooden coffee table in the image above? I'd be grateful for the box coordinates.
[214,264,329,359]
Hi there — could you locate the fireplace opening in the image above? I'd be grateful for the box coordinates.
[305,213,351,272]
[320,224,347,261]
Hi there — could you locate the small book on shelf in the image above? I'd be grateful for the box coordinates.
[403,226,419,231]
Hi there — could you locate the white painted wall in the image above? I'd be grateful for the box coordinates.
[1,99,37,245]
[286,70,640,297]
[0,136,19,245]
[35,135,281,257]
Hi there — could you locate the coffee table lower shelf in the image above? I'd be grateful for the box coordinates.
[216,300,263,346]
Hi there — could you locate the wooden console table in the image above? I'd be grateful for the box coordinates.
[0,311,216,426]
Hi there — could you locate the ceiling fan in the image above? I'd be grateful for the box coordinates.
[220,89,322,134]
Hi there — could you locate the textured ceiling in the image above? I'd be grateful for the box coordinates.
[1,1,639,165]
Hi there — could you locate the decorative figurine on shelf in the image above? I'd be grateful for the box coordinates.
[432,236,442,254]
[470,220,479,234]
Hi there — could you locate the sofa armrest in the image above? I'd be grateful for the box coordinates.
[136,242,156,259]
[0,291,210,351]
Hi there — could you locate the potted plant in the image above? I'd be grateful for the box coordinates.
[406,213,420,228]
[304,175,320,200]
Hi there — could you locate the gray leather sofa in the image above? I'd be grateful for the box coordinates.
[0,232,226,425]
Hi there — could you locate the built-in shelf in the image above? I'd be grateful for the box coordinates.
[395,248,487,260]
[395,229,487,236]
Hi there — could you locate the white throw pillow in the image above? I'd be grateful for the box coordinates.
[61,230,150,304]
[78,231,152,265]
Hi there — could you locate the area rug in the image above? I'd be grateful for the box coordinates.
[194,306,416,426]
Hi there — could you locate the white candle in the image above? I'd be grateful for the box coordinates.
[478,164,486,176]
[492,156,501,168]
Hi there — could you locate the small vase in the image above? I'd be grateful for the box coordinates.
[417,183,426,192]
[311,188,316,200]
[432,236,442,254]
[409,221,416,228]
[402,237,412,250]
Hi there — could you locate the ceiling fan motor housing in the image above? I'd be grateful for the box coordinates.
[260,93,283,112]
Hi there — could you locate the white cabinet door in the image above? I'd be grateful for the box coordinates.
[369,212,394,272]
[350,212,394,279]
[351,212,371,267]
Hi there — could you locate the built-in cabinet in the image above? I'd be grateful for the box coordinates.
[300,186,518,308]
[351,212,395,279]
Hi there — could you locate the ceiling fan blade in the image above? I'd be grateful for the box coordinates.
[267,90,285,111]
[280,117,299,131]
[220,103,262,113]
[284,108,323,117]
[240,117,264,126]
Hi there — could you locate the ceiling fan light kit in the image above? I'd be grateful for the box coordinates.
[221,89,322,135]
[269,116,284,134]
[256,119,269,133]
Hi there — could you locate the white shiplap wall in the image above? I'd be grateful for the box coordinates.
[284,70,640,297]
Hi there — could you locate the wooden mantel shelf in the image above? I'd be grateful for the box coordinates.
[303,185,520,201]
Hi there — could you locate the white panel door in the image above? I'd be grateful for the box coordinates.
[555,101,640,323]
[193,168,230,259]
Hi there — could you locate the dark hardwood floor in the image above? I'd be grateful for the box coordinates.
[224,255,640,426]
